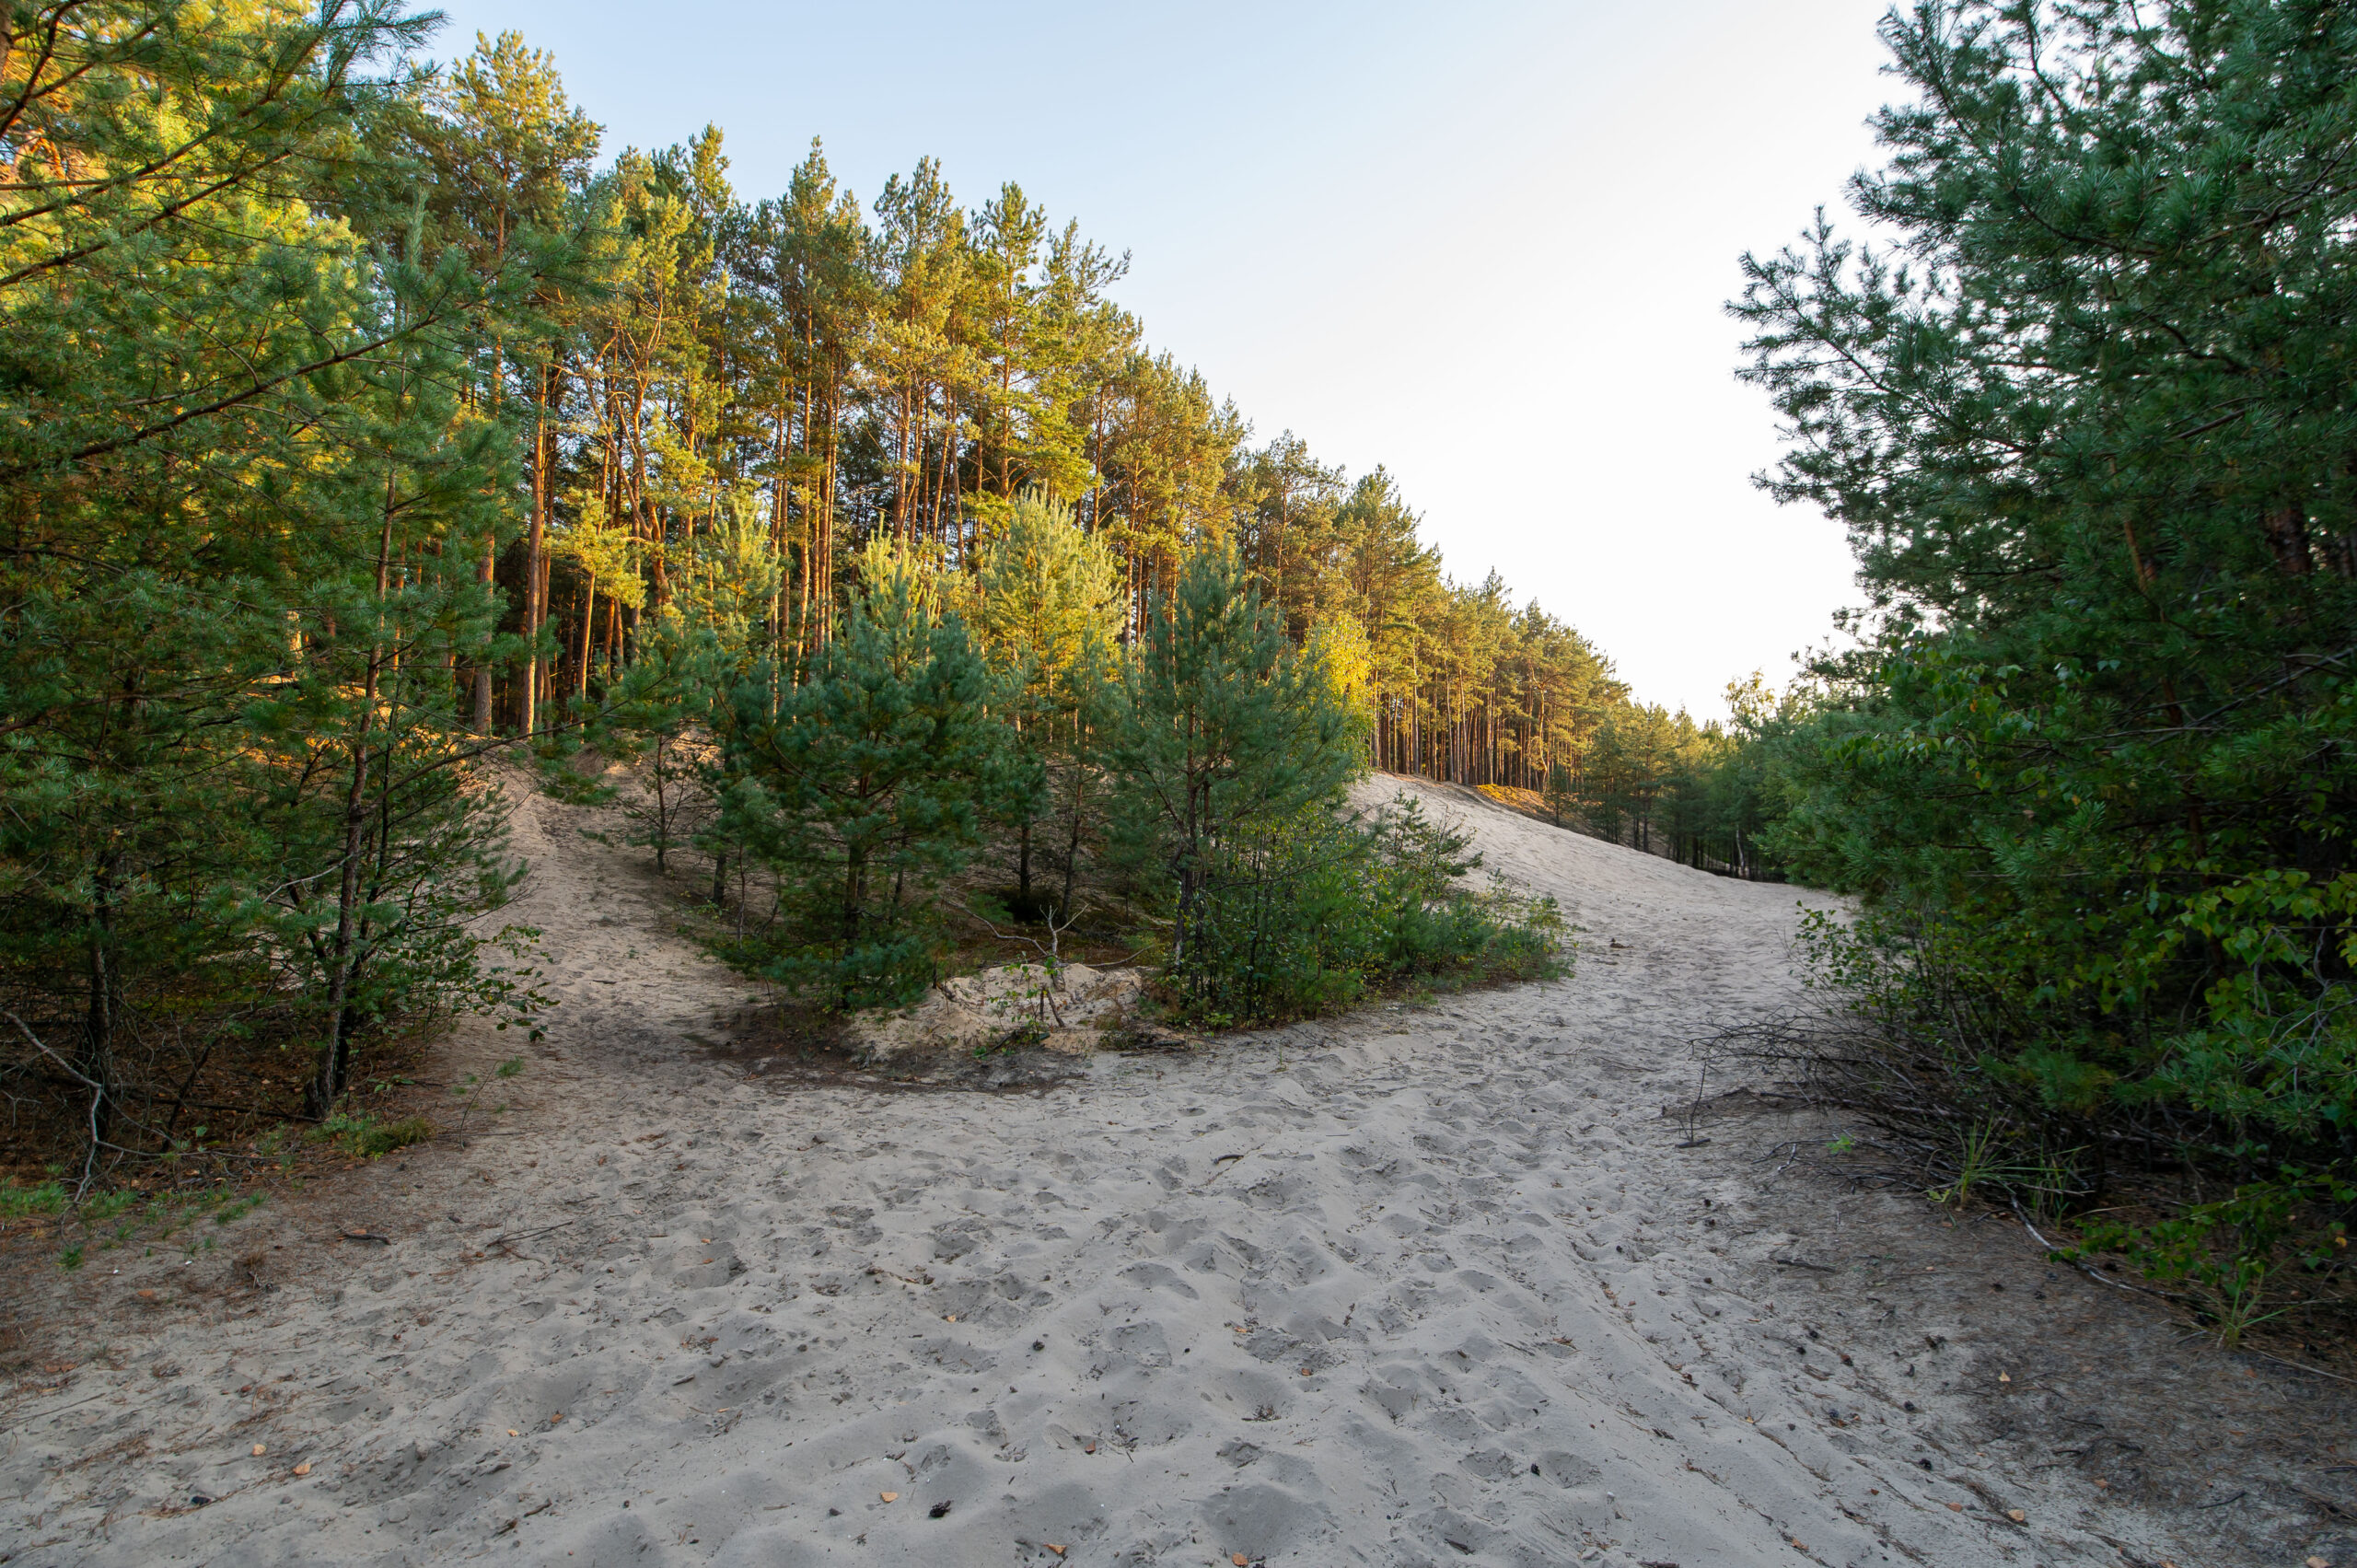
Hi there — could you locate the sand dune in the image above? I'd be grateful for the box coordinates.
[0,775,2204,1566]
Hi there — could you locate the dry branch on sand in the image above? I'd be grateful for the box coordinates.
[844,962,1151,1063]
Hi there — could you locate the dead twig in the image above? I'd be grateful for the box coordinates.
[2247,1349,2357,1387]
[485,1219,576,1261]
[490,1220,574,1248]
[6,1010,105,1202]
[2290,1482,2350,1516]
[1196,1142,1270,1191]
[2010,1198,2194,1305]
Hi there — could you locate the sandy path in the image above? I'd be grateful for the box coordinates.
[0,775,2205,1567]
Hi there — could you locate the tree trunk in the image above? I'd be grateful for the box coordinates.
[1062,761,1086,915]
[578,574,597,698]
[79,859,118,1152]
[310,466,401,1115]
[471,533,494,733]
[308,729,376,1117]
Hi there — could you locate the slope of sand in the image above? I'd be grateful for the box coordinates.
[0,775,2218,1566]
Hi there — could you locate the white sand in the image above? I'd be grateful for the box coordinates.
[0,775,2190,1566]
[853,961,1150,1063]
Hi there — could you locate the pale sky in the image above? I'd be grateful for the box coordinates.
[428,0,1896,718]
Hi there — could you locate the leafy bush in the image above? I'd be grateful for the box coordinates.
[1730,0,2357,1324]
[717,575,1034,1010]
[1164,794,1563,1028]
[1736,906,2356,1334]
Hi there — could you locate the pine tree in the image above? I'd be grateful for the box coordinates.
[0,0,550,1151]
[719,579,1032,1007]
[1736,0,2357,1265]
[1108,547,1359,968]
[421,29,601,735]
[964,494,1123,913]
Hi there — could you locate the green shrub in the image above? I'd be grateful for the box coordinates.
[1163,794,1564,1028]
[310,1112,434,1159]
[716,576,1034,1011]
[2079,1169,2355,1347]
[1729,1,2357,1326]
[1099,544,1561,1028]
[351,1116,435,1158]
[1,1180,66,1220]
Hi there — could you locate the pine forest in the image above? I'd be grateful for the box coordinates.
[0,4,1772,1167]
[5,0,2355,1446]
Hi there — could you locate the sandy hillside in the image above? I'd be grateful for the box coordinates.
[1,773,2340,1567]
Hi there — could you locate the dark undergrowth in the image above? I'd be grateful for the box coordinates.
[1704,991,2356,1362]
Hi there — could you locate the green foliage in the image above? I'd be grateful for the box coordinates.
[353,1117,435,1158]
[982,1019,1053,1056]
[1562,706,1686,851]
[1737,0,2357,1288]
[593,622,729,872]
[1534,671,1801,877]
[311,1112,435,1159]
[2080,1168,2355,1346]
[1107,545,1361,968]
[0,0,569,1162]
[0,1180,67,1221]
[1162,794,1565,1028]
[1097,545,1562,1024]
[718,578,1035,1008]
[960,494,1123,912]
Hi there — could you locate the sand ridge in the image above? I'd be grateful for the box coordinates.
[0,775,2205,1566]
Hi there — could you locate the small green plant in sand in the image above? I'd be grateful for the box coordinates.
[496,1057,525,1078]
[978,1019,1051,1058]
[311,1112,435,1160]
[85,1189,137,1221]
[2079,1168,2353,1348]
[1927,1121,2020,1210]
[2200,1258,2286,1350]
[352,1116,435,1157]
[3,1179,66,1221]
[2026,1152,2091,1226]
